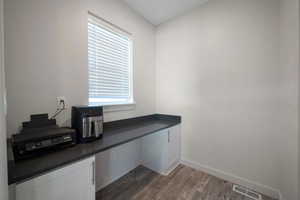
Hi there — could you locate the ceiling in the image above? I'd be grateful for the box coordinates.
[123,0,209,26]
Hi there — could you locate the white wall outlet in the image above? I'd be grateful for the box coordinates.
[56,96,67,109]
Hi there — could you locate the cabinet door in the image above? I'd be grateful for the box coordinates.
[141,130,169,174]
[16,156,95,200]
[167,125,181,171]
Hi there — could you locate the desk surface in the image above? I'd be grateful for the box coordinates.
[7,114,181,185]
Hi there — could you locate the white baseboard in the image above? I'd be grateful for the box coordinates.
[161,161,180,176]
[181,159,281,200]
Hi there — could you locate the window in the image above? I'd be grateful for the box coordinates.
[88,14,133,106]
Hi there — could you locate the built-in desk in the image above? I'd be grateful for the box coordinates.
[7,114,181,200]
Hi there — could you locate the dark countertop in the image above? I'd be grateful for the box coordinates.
[7,114,181,185]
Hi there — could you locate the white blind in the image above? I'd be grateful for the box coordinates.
[88,16,132,105]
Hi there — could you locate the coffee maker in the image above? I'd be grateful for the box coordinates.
[72,106,103,143]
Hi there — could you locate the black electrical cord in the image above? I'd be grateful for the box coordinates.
[50,100,66,119]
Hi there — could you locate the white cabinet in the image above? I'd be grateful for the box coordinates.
[141,125,181,175]
[167,125,181,172]
[16,156,96,200]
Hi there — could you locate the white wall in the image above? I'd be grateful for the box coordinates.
[279,0,300,199]
[4,0,156,137]
[0,0,8,198]
[156,0,288,198]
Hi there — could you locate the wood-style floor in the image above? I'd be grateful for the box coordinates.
[96,165,276,200]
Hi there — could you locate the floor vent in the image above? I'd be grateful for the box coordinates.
[233,185,262,200]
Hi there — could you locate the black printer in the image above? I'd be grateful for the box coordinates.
[12,114,77,161]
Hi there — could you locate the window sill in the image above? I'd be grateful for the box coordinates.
[89,102,136,113]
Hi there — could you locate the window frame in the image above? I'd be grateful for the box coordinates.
[87,13,134,106]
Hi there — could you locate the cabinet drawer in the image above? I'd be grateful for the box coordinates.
[16,156,95,200]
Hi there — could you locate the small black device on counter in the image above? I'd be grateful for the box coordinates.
[12,114,77,161]
[72,106,104,143]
